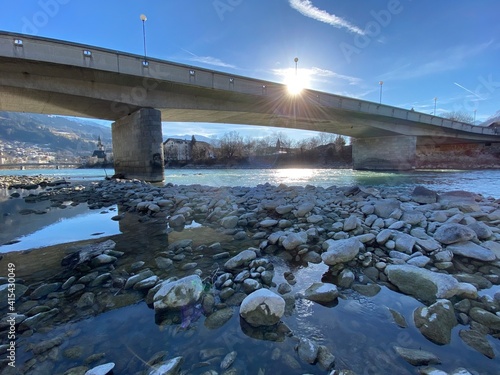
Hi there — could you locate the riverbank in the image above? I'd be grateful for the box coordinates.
[1,176,499,374]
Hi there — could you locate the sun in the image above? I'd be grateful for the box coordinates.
[284,68,310,95]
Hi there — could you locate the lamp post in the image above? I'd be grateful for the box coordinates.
[433,97,437,116]
[379,81,383,104]
[294,57,299,77]
[140,14,147,63]
[473,109,477,124]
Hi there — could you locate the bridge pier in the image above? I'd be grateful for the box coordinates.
[352,135,416,170]
[111,108,164,182]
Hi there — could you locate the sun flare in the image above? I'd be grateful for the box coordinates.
[285,69,310,95]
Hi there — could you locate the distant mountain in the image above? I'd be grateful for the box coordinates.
[0,112,112,154]
[479,110,500,126]
[164,134,218,144]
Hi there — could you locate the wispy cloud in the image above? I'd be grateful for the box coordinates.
[453,82,484,100]
[379,40,494,81]
[288,0,364,35]
[181,48,236,69]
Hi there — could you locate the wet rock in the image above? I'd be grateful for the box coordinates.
[412,186,438,204]
[388,308,407,328]
[204,308,234,329]
[386,264,460,304]
[147,356,183,375]
[19,308,59,330]
[414,299,457,345]
[242,279,261,293]
[155,257,173,270]
[352,284,381,297]
[277,283,292,295]
[68,284,86,295]
[338,269,355,288]
[297,337,319,364]
[76,292,95,308]
[153,275,203,312]
[134,276,159,290]
[468,307,500,330]
[317,345,335,371]
[30,282,61,299]
[224,249,257,270]
[221,216,239,229]
[433,223,477,245]
[393,346,440,366]
[220,351,237,370]
[90,254,117,267]
[239,288,285,327]
[303,282,338,303]
[321,238,361,266]
[459,330,495,358]
[446,241,496,262]
[124,270,155,289]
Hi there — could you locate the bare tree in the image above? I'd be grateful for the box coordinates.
[443,110,474,124]
[218,131,244,159]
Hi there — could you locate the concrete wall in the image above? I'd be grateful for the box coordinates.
[352,135,416,170]
[112,108,164,181]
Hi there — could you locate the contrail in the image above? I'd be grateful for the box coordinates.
[454,82,484,100]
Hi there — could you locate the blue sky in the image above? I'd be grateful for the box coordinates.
[2,0,500,141]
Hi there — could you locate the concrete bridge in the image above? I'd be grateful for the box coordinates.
[1,32,499,181]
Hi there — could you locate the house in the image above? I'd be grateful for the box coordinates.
[90,136,107,164]
[163,136,214,162]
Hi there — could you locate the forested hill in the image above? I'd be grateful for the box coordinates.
[0,112,112,153]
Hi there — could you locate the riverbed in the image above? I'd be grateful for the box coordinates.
[0,169,499,375]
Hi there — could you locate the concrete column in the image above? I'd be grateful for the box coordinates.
[352,135,416,170]
[111,108,164,182]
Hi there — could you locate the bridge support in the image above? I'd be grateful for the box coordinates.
[111,108,164,182]
[352,135,416,170]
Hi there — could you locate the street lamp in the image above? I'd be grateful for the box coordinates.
[294,57,299,77]
[379,81,383,104]
[433,97,437,116]
[473,109,477,124]
[140,14,148,64]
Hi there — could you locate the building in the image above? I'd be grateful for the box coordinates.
[90,136,107,164]
[163,136,214,162]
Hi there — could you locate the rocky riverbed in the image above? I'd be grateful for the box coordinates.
[0,176,499,374]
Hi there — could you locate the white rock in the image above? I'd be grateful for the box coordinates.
[240,289,285,327]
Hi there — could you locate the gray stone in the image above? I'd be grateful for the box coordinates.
[388,308,407,328]
[414,299,457,345]
[134,275,159,290]
[276,204,294,215]
[343,215,358,231]
[469,307,500,330]
[76,292,95,308]
[338,269,355,289]
[124,270,155,289]
[0,284,27,309]
[153,275,204,312]
[90,254,117,267]
[459,330,495,358]
[407,255,431,268]
[297,337,319,364]
[303,282,339,303]
[352,284,381,297]
[155,257,173,270]
[295,201,315,217]
[204,308,234,329]
[282,232,307,251]
[468,222,493,240]
[30,282,61,299]
[147,357,183,375]
[393,346,440,366]
[317,345,335,371]
[242,279,261,293]
[447,241,496,262]
[85,362,115,375]
[169,214,185,227]
[386,264,460,304]
[412,186,438,204]
[259,219,278,228]
[277,283,292,295]
[401,210,426,225]
[224,249,257,270]
[239,289,285,327]
[433,223,477,245]
[321,238,361,266]
[394,233,416,254]
[221,216,239,229]
[20,308,59,330]
[374,199,401,219]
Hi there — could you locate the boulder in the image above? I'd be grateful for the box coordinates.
[153,275,204,312]
[385,264,460,304]
[321,238,361,266]
[221,216,239,229]
[297,337,319,364]
[393,346,440,366]
[169,214,185,228]
[411,186,438,204]
[224,249,257,270]
[459,330,495,359]
[239,288,285,327]
[373,199,401,219]
[303,282,339,303]
[433,223,477,245]
[446,241,496,262]
[469,307,500,330]
[294,201,315,217]
[282,232,307,251]
[85,362,115,375]
[414,299,457,345]
[468,222,493,240]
